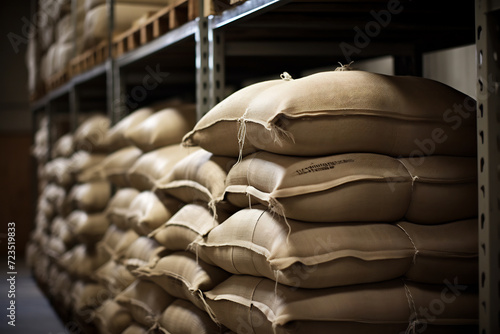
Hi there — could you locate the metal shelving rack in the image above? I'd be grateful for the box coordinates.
[30,0,499,332]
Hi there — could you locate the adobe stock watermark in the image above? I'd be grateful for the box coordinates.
[339,0,406,62]
[399,277,468,334]
[7,0,66,54]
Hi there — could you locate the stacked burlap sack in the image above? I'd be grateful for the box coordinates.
[179,69,479,333]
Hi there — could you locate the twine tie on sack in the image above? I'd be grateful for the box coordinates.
[237,109,249,164]
[268,198,292,244]
[397,159,420,218]
[396,223,420,264]
[208,199,218,223]
[280,72,293,81]
[402,279,419,334]
[335,61,355,71]
[197,289,221,325]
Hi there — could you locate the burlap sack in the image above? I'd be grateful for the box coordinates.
[59,244,109,279]
[45,235,67,258]
[149,203,228,251]
[98,224,138,257]
[115,279,175,327]
[127,144,195,191]
[93,299,132,334]
[69,151,107,179]
[121,323,149,334]
[105,188,140,229]
[68,181,111,213]
[71,281,111,313]
[116,236,166,271]
[78,146,143,187]
[67,210,110,245]
[52,133,74,159]
[105,108,153,152]
[133,251,230,312]
[225,152,477,224]
[195,208,478,288]
[50,216,76,247]
[74,115,110,153]
[157,299,222,334]
[206,275,478,334]
[183,71,476,158]
[83,3,164,48]
[94,260,136,296]
[127,191,182,236]
[125,105,197,152]
[155,149,237,207]
[44,157,74,188]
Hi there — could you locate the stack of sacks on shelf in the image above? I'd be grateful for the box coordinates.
[182,69,479,333]
[38,0,86,83]
[26,114,112,329]
[83,0,174,49]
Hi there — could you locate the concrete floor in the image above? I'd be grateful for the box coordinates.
[0,260,68,334]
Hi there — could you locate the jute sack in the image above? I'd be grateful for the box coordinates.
[67,210,110,245]
[52,133,74,159]
[78,146,143,187]
[93,299,132,334]
[50,216,76,248]
[206,275,478,334]
[115,279,175,327]
[156,299,222,334]
[149,203,229,251]
[71,281,111,313]
[45,235,67,259]
[400,219,478,283]
[116,236,166,271]
[104,108,153,152]
[44,157,74,188]
[59,244,109,279]
[127,144,195,191]
[183,71,476,158]
[68,181,111,213]
[225,152,477,224]
[105,188,140,229]
[69,151,107,179]
[195,208,478,288]
[74,114,110,153]
[94,260,136,296]
[127,191,182,236]
[121,323,149,334]
[125,105,197,152]
[133,251,230,312]
[155,149,237,207]
[51,270,73,309]
[83,3,164,48]
[98,224,139,257]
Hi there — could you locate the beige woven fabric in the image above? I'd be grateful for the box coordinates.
[94,260,135,296]
[74,115,110,153]
[79,146,143,187]
[116,236,165,271]
[126,191,182,236]
[184,71,476,158]
[52,134,74,159]
[93,299,132,334]
[127,144,195,191]
[225,152,476,224]
[157,299,222,334]
[120,324,149,334]
[59,244,109,279]
[67,210,110,245]
[149,203,228,251]
[155,149,237,206]
[105,108,153,152]
[206,275,478,334]
[134,251,230,312]
[115,279,175,328]
[98,224,134,257]
[126,106,197,152]
[105,188,140,230]
[67,181,111,213]
[195,208,477,288]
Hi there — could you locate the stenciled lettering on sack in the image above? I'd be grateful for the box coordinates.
[295,159,354,176]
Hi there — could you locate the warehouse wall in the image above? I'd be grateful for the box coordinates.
[0,2,34,257]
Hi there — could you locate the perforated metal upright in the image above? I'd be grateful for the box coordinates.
[475,1,500,333]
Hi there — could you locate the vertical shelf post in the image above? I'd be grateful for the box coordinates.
[475,1,500,333]
[208,17,225,108]
[196,14,210,120]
